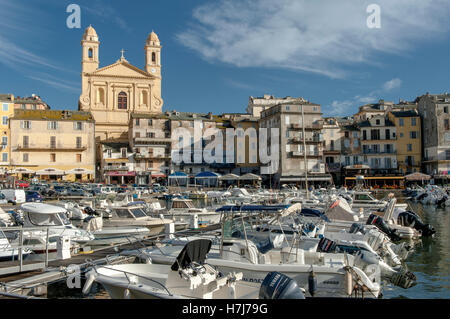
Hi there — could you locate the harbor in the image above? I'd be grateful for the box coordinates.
[0,183,447,299]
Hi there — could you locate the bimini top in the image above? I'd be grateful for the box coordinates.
[20,203,67,215]
[215,204,290,213]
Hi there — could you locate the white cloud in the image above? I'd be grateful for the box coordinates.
[383,78,402,91]
[326,77,403,115]
[178,0,450,78]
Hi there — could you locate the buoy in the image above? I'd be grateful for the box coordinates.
[308,270,317,297]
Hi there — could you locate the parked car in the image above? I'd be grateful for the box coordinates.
[0,193,7,205]
[0,189,26,205]
[67,188,90,197]
[25,191,43,202]
[15,180,29,188]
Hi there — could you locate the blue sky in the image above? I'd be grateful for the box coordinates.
[1,0,450,116]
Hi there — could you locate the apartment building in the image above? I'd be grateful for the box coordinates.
[129,113,171,184]
[9,110,95,181]
[359,114,397,173]
[418,93,450,176]
[0,94,14,172]
[259,100,331,187]
[322,117,343,183]
[388,110,422,174]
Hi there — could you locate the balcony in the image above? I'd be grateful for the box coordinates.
[291,151,321,157]
[103,165,129,171]
[291,135,322,143]
[290,123,323,130]
[134,153,171,160]
[15,144,87,152]
[361,137,397,141]
[362,149,396,155]
[134,137,171,145]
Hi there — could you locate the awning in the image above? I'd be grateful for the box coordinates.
[169,172,188,178]
[35,168,65,175]
[239,173,262,181]
[106,171,136,177]
[11,167,35,174]
[345,176,404,180]
[195,171,221,178]
[151,172,166,178]
[65,168,94,174]
[405,172,431,181]
[219,173,240,181]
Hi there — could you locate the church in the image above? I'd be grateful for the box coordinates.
[78,25,163,143]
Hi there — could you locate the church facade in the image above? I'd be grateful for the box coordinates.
[78,26,163,143]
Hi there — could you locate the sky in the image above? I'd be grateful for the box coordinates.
[1,0,450,116]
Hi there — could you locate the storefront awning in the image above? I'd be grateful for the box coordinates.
[35,168,65,175]
[151,172,166,178]
[65,168,94,174]
[11,167,35,174]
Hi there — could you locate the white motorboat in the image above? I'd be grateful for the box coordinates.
[163,198,221,228]
[83,239,306,299]
[18,203,94,243]
[0,229,32,261]
[105,206,173,236]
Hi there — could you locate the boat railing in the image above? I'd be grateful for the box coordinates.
[0,225,52,272]
[91,264,173,296]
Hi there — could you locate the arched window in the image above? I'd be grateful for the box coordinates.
[88,48,93,59]
[152,52,156,63]
[118,92,127,109]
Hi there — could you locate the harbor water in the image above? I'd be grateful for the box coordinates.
[382,201,449,298]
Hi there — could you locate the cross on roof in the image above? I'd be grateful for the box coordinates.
[120,48,126,59]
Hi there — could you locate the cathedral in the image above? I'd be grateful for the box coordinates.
[78,25,163,142]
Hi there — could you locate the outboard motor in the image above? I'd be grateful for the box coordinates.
[317,237,338,253]
[84,206,100,216]
[11,211,24,226]
[366,214,401,242]
[259,272,305,299]
[435,196,447,208]
[397,211,436,237]
[349,223,366,235]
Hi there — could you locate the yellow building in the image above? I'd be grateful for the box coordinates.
[78,26,163,143]
[0,94,15,173]
[388,110,422,174]
[9,109,96,181]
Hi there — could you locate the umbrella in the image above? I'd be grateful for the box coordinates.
[239,173,262,181]
[218,173,240,181]
[405,172,431,181]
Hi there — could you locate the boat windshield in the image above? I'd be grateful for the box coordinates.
[113,209,133,219]
[355,194,375,201]
[130,208,147,218]
[28,212,68,226]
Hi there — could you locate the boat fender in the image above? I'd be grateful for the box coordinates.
[124,288,131,299]
[82,271,96,295]
[259,272,305,299]
[344,267,353,296]
[308,270,317,297]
